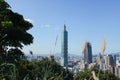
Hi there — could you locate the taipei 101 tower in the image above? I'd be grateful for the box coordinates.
[61,24,68,67]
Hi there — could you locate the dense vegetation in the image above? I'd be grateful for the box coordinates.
[74,69,120,80]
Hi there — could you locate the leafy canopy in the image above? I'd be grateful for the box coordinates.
[0,0,33,63]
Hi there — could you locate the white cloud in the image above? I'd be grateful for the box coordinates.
[40,24,62,31]
[41,24,51,28]
[25,18,34,23]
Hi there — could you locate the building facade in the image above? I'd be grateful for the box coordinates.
[106,55,114,69]
[84,42,92,68]
[61,25,68,67]
[106,54,116,73]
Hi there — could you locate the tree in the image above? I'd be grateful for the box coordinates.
[36,57,73,80]
[74,69,120,80]
[0,0,33,63]
[18,57,74,80]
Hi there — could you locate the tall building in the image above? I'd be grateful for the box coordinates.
[106,54,116,73]
[106,54,114,69]
[61,24,68,67]
[84,42,92,68]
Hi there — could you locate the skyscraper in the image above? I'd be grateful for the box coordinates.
[106,54,116,73]
[61,24,68,67]
[106,54,114,69]
[84,42,92,68]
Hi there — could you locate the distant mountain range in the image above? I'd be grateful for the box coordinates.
[92,52,120,57]
[26,53,81,57]
[110,52,120,56]
[26,52,120,57]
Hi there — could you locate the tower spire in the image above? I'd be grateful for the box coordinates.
[64,24,66,31]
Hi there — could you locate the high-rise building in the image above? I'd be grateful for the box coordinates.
[106,54,114,69]
[106,54,116,73]
[84,42,92,68]
[61,24,68,67]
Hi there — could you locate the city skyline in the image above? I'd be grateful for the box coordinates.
[6,0,120,55]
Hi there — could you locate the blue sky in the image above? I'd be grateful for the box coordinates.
[6,0,120,55]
